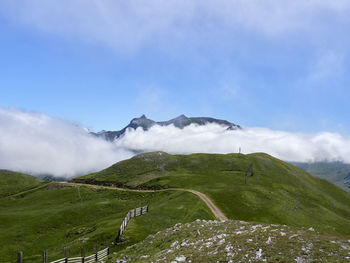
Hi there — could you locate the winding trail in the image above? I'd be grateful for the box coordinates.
[180,189,228,221]
[61,182,228,221]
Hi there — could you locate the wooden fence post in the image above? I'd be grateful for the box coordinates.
[64,247,68,263]
[146,205,149,213]
[81,248,85,263]
[43,249,47,263]
[140,206,143,215]
[94,245,98,262]
[17,251,23,263]
[116,229,121,243]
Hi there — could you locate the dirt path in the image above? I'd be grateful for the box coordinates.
[180,189,228,221]
[61,182,227,222]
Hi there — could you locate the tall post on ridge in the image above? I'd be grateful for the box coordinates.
[245,162,253,185]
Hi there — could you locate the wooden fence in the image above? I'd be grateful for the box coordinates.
[16,205,149,262]
[116,205,149,242]
[17,247,109,263]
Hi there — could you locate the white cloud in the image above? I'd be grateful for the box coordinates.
[0,108,133,178]
[1,0,350,52]
[115,123,350,163]
[1,108,350,179]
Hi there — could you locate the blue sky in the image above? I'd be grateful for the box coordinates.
[0,1,349,133]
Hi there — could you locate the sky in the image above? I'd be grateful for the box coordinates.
[0,0,349,133]
[1,1,350,176]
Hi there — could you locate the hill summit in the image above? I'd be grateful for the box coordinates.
[74,151,350,237]
[92,115,241,141]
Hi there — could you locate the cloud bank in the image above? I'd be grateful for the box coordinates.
[115,123,350,163]
[1,0,350,52]
[1,108,350,178]
[0,108,133,178]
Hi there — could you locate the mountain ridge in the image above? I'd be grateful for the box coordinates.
[92,115,241,141]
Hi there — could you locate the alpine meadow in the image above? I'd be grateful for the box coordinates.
[1,1,350,262]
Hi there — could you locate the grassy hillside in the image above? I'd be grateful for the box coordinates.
[0,170,42,197]
[292,161,350,192]
[109,219,350,262]
[0,183,214,263]
[75,152,350,237]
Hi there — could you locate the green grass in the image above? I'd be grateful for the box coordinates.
[0,183,214,263]
[75,152,350,237]
[292,161,350,191]
[0,170,43,197]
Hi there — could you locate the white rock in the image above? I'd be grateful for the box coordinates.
[205,241,213,248]
[225,244,233,252]
[217,239,225,246]
[175,255,186,262]
[170,241,179,248]
[266,236,272,244]
[256,248,263,259]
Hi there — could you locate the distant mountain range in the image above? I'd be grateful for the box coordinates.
[92,114,241,141]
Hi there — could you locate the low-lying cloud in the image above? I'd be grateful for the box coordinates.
[0,108,133,178]
[115,123,350,164]
[1,108,350,178]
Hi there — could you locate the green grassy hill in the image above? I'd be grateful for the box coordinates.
[0,181,213,262]
[75,152,350,237]
[292,161,350,192]
[0,170,43,197]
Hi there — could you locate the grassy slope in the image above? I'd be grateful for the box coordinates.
[0,184,214,263]
[75,152,350,237]
[292,161,350,191]
[109,219,350,262]
[0,170,42,197]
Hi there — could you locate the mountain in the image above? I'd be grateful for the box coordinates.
[92,114,241,141]
[74,151,350,237]
[292,161,350,192]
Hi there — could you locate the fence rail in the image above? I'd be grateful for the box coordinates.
[16,205,149,262]
[116,205,149,242]
[46,247,109,263]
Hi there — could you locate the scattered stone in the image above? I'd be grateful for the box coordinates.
[174,255,186,262]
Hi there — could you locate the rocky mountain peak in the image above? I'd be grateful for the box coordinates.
[92,115,241,141]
